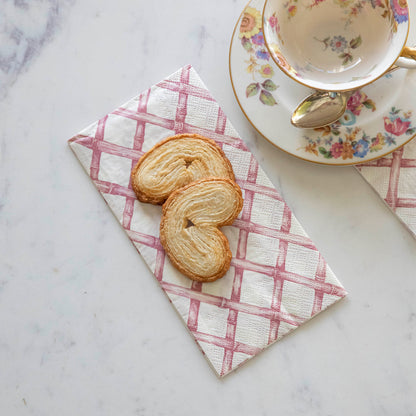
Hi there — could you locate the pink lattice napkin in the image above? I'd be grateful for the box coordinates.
[356,141,416,238]
[68,65,347,377]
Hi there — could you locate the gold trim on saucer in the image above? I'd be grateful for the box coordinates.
[228,0,416,166]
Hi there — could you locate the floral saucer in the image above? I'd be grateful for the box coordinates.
[229,0,416,165]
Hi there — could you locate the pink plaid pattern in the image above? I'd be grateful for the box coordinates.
[69,65,346,377]
[357,140,416,237]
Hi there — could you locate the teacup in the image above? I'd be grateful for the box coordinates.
[263,0,416,92]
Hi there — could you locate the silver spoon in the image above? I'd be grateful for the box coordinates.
[291,65,400,129]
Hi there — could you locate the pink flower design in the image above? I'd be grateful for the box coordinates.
[391,0,408,23]
[269,15,278,29]
[330,142,343,158]
[346,91,367,115]
[288,5,297,16]
[260,64,274,77]
[384,117,411,136]
[310,0,326,7]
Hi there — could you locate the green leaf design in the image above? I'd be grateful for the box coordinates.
[319,147,333,158]
[340,53,353,65]
[241,37,253,52]
[261,79,278,91]
[259,90,277,106]
[246,83,260,98]
[350,35,362,49]
[363,99,376,111]
[406,128,416,135]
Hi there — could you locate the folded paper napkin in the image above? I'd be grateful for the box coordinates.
[68,65,346,377]
[355,10,416,239]
[356,140,416,238]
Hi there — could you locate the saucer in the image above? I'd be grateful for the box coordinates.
[229,0,416,166]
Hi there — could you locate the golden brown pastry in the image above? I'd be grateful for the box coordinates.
[160,178,243,282]
[131,134,235,205]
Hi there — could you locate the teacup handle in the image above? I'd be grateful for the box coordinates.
[396,46,416,69]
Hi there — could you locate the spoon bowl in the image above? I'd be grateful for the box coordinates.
[291,65,401,129]
[291,91,352,129]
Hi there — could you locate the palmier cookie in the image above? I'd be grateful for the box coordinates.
[160,178,243,282]
[131,134,235,205]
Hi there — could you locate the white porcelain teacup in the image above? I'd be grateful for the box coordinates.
[263,0,416,92]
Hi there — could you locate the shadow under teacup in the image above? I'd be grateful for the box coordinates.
[263,0,416,92]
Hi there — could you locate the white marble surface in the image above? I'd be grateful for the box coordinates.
[1,0,416,414]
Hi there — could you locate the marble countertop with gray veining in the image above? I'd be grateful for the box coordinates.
[1,1,415,415]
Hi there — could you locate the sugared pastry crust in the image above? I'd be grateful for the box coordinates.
[131,134,235,205]
[160,178,243,282]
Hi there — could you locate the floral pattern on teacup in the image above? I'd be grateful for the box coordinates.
[265,13,304,78]
[339,0,405,29]
[314,34,362,65]
[282,0,299,18]
[240,7,279,106]
[390,0,409,23]
[267,12,284,44]
[279,0,406,31]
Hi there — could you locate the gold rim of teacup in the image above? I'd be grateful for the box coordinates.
[262,0,411,93]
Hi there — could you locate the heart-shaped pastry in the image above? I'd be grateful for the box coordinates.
[160,178,243,282]
[131,134,235,204]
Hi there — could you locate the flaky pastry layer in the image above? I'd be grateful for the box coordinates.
[131,134,235,204]
[160,178,243,282]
